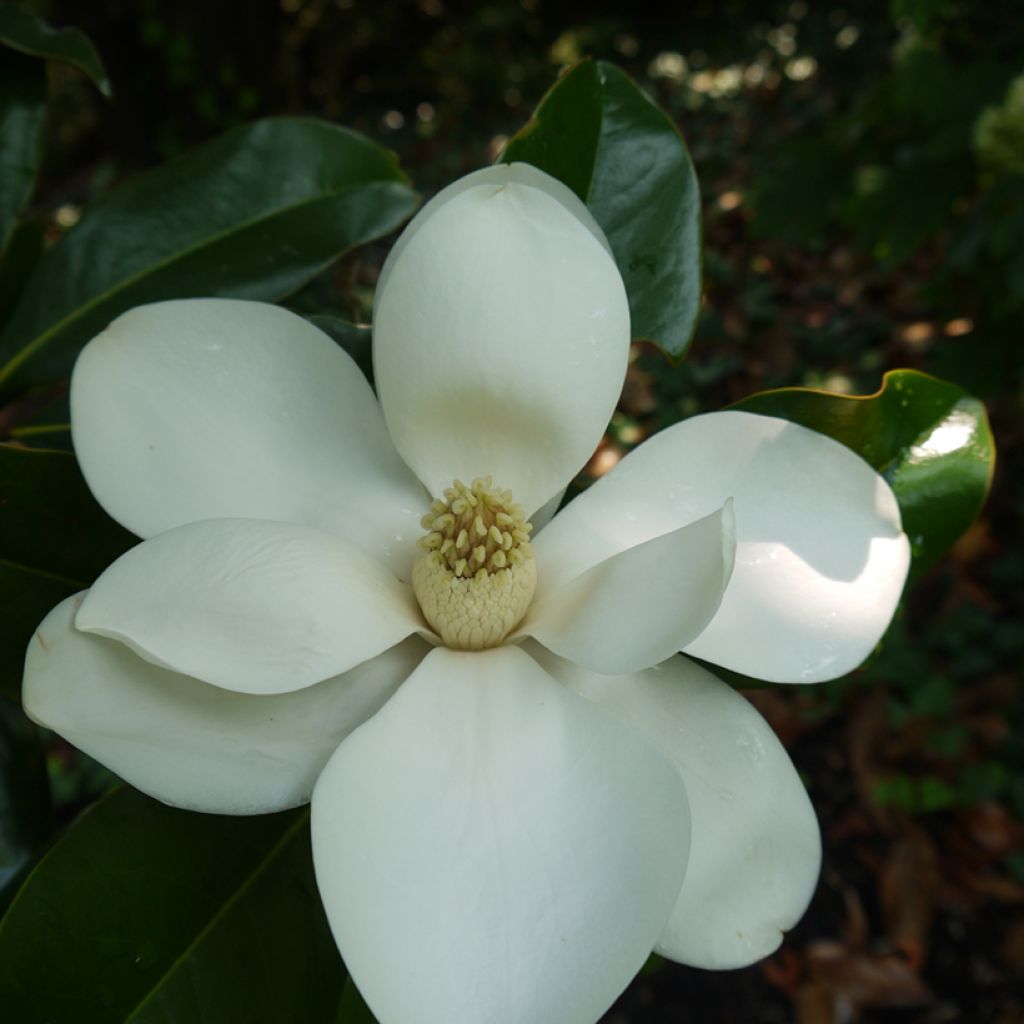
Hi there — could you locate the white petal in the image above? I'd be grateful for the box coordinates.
[524,501,735,674]
[535,411,910,682]
[76,519,423,695]
[71,298,428,578]
[530,643,821,969]
[311,644,690,1024]
[373,164,630,517]
[24,594,428,815]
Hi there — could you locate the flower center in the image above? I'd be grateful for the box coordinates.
[412,477,536,650]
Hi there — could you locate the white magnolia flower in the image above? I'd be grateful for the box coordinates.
[24,164,910,1024]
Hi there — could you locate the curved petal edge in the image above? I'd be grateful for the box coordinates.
[312,644,691,1024]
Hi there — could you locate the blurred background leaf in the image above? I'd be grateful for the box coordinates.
[0,444,134,699]
[0,219,43,332]
[0,50,46,258]
[0,1,110,96]
[337,978,378,1023]
[0,696,51,914]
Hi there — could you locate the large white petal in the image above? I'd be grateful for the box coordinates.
[373,163,630,518]
[524,501,735,674]
[311,644,690,1024]
[531,643,821,969]
[24,594,429,815]
[535,410,910,682]
[71,298,428,578]
[76,519,424,695]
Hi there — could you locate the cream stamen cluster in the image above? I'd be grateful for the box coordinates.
[412,477,536,650]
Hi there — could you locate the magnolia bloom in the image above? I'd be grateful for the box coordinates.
[24,164,910,1024]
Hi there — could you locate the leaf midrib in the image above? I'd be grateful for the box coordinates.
[0,177,409,386]
[124,810,310,1024]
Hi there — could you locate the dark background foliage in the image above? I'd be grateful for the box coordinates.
[7,0,1024,1020]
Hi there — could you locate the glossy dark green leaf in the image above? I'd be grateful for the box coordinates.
[337,978,378,1023]
[732,369,995,574]
[0,788,345,1023]
[306,314,373,384]
[0,118,418,393]
[503,59,701,359]
[0,50,46,257]
[0,696,51,913]
[0,1,110,96]
[0,443,135,698]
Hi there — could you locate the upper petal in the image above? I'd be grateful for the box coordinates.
[311,644,690,1024]
[524,501,735,674]
[535,410,911,683]
[71,298,428,578]
[531,644,821,970]
[76,518,424,694]
[373,163,631,517]
[25,594,429,815]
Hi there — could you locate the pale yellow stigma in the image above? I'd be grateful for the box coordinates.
[412,476,536,650]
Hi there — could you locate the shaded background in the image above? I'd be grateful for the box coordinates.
[24,0,1024,1020]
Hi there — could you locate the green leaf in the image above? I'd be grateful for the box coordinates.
[0,118,418,394]
[0,697,51,914]
[0,50,46,257]
[503,59,701,359]
[0,218,44,331]
[731,369,995,574]
[0,2,110,97]
[337,978,378,1023]
[0,788,345,1023]
[0,443,135,698]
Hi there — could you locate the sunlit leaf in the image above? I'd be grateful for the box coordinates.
[732,369,995,574]
[0,788,344,1022]
[0,118,418,395]
[503,59,701,359]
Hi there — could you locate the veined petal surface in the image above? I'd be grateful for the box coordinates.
[535,411,910,683]
[311,644,690,1024]
[373,164,631,518]
[76,519,423,694]
[531,644,821,969]
[524,501,735,674]
[24,594,429,814]
[70,298,427,578]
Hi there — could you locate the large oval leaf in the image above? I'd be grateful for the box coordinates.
[503,59,701,359]
[0,788,344,1022]
[0,118,418,394]
[0,697,51,913]
[732,369,995,574]
[0,443,135,698]
[0,1,110,96]
[0,50,46,258]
